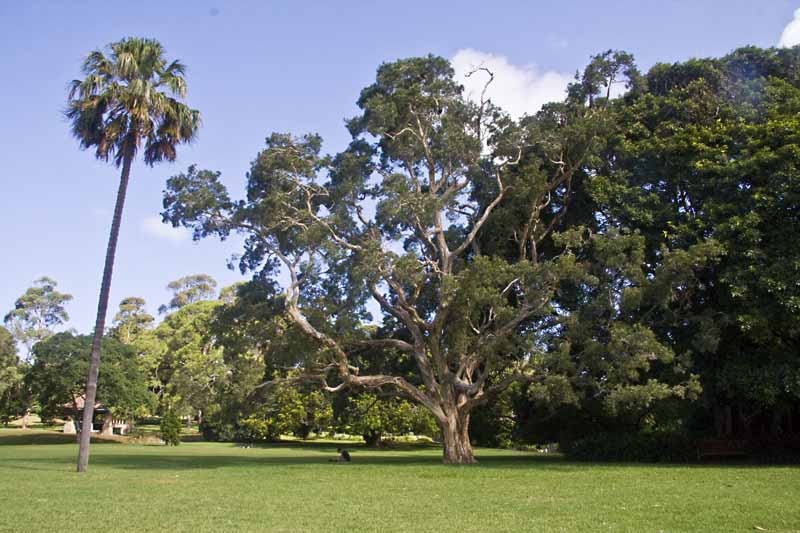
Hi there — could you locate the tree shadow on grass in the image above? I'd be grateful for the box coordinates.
[3,434,797,471]
[3,443,580,472]
[0,431,124,446]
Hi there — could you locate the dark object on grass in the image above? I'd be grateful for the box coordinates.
[330,447,351,462]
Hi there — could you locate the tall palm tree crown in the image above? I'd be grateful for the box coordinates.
[67,37,200,166]
[66,37,200,473]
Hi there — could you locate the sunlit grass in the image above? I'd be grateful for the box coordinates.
[1,429,798,532]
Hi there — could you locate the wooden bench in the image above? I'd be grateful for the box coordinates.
[696,439,749,460]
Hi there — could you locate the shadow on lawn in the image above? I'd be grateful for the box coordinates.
[68,451,798,471]
[3,432,796,470]
[18,448,573,471]
[0,431,124,446]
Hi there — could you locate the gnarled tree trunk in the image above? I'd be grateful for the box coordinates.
[440,410,475,464]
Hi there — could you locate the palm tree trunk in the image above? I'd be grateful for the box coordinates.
[77,151,134,473]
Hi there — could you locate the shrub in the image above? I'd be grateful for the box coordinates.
[199,417,237,441]
[238,416,280,442]
[160,410,182,446]
[563,431,695,462]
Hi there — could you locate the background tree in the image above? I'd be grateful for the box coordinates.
[338,392,438,446]
[163,53,670,463]
[218,282,247,305]
[588,46,800,442]
[66,37,200,472]
[27,333,153,425]
[145,300,225,425]
[199,280,287,441]
[158,274,218,314]
[110,297,154,344]
[239,383,333,442]
[0,326,24,426]
[3,277,72,357]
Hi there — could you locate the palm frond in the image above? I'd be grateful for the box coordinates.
[66,37,199,168]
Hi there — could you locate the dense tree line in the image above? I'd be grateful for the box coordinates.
[2,44,798,464]
[469,46,800,456]
[162,46,800,462]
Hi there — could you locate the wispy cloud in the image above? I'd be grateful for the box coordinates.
[91,207,111,219]
[141,215,188,242]
[778,8,800,48]
[451,49,572,119]
[546,34,569,50]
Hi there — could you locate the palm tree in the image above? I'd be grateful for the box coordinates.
[66,37,200,472]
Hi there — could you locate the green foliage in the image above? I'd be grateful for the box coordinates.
[0,326,24,425]
[589,46,800,429]
[239,385,333,442]
[160,409,182,446]
[339,393,438,445]
[0,326,20,397]
[158,274,218,314]
[139,300,225,419]
[66,37,200,167]
[563,431,696,463]
[3,277,72,356]
[111,297,154,344]
[27,333,154,420]
[158,51,727,462]
[468,387,516,448]
[154,47,800,458]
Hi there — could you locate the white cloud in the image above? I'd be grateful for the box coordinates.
[141,215,188,242]
[778,8,800,48]
[451,49,572,119]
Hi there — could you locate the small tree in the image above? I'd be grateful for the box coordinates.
[160,409,182,446]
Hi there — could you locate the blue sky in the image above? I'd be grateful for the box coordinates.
[1,0,798,335]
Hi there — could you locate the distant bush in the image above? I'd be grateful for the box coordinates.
[563,431,695,462]
[237,416,281,442]
[199,418,236,442]
[160,410,182,446]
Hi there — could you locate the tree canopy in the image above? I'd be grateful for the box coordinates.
[158,274,218,314]
[3,277,72,356]
[28,333,153,421]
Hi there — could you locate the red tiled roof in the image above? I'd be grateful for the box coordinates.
[63,395,102,410]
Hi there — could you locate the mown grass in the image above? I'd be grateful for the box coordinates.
[0,430,798,532]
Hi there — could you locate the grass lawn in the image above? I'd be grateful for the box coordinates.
[0,430,798,532]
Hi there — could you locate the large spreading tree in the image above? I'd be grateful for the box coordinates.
[164,53,711,463]
[66,37,200,472]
